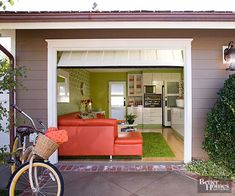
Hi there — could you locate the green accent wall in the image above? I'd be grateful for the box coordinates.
[90,72,127,117]
[142,68,183,73]
[57,69,90,115]
[57,68,183,117]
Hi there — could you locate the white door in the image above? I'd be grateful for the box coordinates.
[163,80,180,126]
[109,82,126,120]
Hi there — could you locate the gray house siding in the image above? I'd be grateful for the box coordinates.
[16,29,233,159]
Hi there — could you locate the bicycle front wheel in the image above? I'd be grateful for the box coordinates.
[11,136,21,174]
[8,161,64,196]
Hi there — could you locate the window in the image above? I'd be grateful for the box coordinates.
[57,70,70,103]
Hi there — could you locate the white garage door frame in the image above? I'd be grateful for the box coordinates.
[46,38,193,164]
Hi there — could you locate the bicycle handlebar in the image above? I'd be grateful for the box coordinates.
[36,119,47,131]
[12,104,46,133]
[12,104,23,113]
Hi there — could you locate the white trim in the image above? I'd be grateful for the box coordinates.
[184,42,193,163]
[2,21,235,29]
[0,29,16,58]
[47,44,58,164]
[46,38,193,164]
[46,39,192,50]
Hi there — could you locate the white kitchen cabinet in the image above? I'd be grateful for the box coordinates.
[142,108,162,124]
[142,73,153,85]
[127,107,162,125]
[171,107,184,137]
[143,73,163,94]
[128,74,143,96]
[152,73,162,81]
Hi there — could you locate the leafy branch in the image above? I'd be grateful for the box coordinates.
[0,0,14,10]
[0,58,26,133]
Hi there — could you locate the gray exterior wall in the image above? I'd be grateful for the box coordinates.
[16,29,233,159]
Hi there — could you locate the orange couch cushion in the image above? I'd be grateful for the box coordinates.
[114,144,142,156]
[58,115,117,126]
[59,126,115,156]
[58,112,118,139]
[115,132,142,145]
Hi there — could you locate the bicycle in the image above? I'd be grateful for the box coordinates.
[8,105,64,196]
[10,106,46,174]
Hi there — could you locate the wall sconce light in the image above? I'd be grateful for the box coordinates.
[224,41,235,71]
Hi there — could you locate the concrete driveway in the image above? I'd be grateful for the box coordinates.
[1,164,234,196]
[62,171,233,196]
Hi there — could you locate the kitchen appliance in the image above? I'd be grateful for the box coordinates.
[162,80,180,126]
[144,85,156,94]
[144,94,162,108]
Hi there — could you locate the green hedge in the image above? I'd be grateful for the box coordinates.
[203,74,235,173]
[186,160,235,180]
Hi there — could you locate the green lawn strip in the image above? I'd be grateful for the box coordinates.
[142,132,175,157]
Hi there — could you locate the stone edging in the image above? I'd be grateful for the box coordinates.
[56,163,185,172]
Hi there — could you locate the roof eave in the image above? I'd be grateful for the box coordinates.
[1,11,235,22]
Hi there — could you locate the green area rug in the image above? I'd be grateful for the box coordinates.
[142,132,175,157]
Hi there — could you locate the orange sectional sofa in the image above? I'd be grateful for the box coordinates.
[58,112,143,157]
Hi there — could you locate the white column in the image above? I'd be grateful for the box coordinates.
[184,43,193,163]
[47,45,58,164]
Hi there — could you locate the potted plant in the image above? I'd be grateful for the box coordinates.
[125,113,137,124]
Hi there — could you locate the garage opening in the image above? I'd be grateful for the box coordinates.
[56,49,185,162]
[47,39,192,164]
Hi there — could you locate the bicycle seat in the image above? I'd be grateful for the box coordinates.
[16,126,35,136]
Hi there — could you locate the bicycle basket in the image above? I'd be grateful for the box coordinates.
[34,133,59,160]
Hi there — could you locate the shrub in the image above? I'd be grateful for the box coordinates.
[0,58,26,133]
[0,145,10,163]
[203,74,235,173]
[186,160,235,180]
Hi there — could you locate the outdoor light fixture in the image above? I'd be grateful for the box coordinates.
[224,41,235,70]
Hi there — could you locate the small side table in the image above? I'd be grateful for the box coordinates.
[118,123,138,132]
